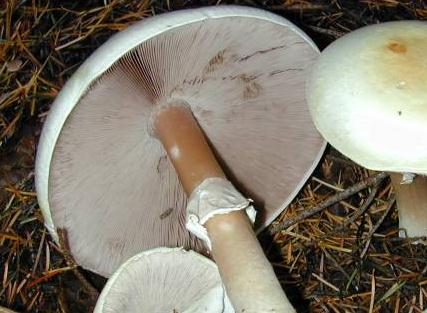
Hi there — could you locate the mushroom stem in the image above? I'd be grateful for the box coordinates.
[390,173,427,238]
[154,104,295,312]
[154,104,226,194]
[206,211,295,312]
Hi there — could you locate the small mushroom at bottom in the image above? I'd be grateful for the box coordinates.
[94,247,234,313]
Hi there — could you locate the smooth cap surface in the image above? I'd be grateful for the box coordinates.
[307,21,427,174]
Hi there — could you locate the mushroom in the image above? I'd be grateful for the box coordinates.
[306,21,427,239]
[94,247,234,313]
[36,6,325,312]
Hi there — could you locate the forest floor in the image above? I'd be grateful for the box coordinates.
[1,1,426,312]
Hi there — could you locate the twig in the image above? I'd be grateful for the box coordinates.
[32,229,46,274]
[270,3,328,11]
[57,229,99,300]
[269,172,388,234]
[312,182,381,244]
[312,273,340,292]
[342,184,380,227]
[369,270,376,313]
[360,196,396,258]
[312,177,344,192]
[308,25,346,38]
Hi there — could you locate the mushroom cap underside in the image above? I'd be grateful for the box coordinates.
[36,6,325,276]
[94,247,234,313]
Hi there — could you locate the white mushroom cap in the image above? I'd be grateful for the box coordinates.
[94,247,234,313]
[307,21,427,174]
[36,5,325,276]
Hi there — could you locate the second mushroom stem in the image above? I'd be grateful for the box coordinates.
[154,104,295,312]
[389,173,427,239]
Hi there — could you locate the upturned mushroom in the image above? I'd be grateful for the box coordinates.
[306,21,427,239]
[36,6,325,312]
[94,247,234,313]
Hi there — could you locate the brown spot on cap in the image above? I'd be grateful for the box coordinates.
[243,81,262,100]
[203,49,226,75]
[387,42,407,54]
[160,207,174,220]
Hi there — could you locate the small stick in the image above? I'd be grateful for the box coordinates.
[342,184,380,227]
[270,172,388,234]
[312,273,340,292]
[32,230,46,274]
[57,229,99,300]
[369,270,376,313]
[360,196,396,258]
[308,25,345,38]
[314,182,381,242]
[269,3,327,11]
[312,177,344,192]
